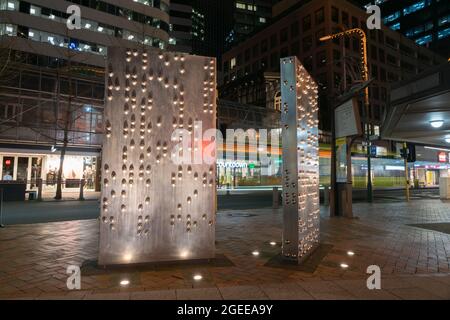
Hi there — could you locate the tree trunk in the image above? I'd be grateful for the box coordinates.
[55,54,73,200]
[55,136,67,200]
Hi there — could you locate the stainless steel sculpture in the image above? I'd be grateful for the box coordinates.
[99,47,216,265]
[280,56,320,263]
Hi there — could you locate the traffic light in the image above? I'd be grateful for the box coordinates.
[400,143,416,162]
[407,143,416,163]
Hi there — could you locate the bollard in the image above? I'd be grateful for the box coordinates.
[324,186,330,206]
[272,187,279,209]
[37,178,43,201]
[226,183,231,196]
[79,179,85,201]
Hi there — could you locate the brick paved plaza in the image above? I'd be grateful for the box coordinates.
[0,199,449,300]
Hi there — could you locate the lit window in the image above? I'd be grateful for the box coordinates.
[384,11,400,24]
[236,3,246,9]
[415,34,432,45]
[48,36,55,45]
[439,15,450,26]
[390,22,400,31]
[403,1,431,16]
[230,57,236,69]
[7,2,15,9]
[259,17,266,23]
[438,27,450,39]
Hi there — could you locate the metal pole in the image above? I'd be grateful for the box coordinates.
[360,31,373,203]
[79,178,85,201]
[404,142,410,201]
[37,178,43,201]
[0,188,4,228]
[272,186,279,209]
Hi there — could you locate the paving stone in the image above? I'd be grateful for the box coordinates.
[218,285,269,300]
[387,287,444,300]
[130,290,176,300]
[176,287,222,300]
[260,283,314,300]
[1,200,450,299]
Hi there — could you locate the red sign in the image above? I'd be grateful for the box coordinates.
[438,152,447,163]
[5,160,11,166]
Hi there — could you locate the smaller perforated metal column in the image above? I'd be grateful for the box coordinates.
[280,56,320,264]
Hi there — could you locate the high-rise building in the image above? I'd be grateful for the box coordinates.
[354,0,450,57]
[0,0,170,188]
[220,0,445,133]
[225,0,276,47]
[169,0,194,53]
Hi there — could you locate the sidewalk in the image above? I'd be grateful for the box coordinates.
[0,199,449,300]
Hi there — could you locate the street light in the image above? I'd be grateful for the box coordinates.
[320,28,373,203]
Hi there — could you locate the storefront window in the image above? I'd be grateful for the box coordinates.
[16,157,29,182]
[2,157,14,180]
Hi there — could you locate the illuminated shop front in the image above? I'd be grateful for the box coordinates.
[216,159,282,188]
[0,149,99,190]
[214,144,449,189]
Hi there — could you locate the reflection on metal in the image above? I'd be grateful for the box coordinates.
[280,56,320,264]
[99,47,216,265]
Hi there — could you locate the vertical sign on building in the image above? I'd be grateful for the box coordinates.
[99,47,216,265]
[280,56,320,263]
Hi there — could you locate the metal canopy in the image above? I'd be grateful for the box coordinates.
[382,63,450,147]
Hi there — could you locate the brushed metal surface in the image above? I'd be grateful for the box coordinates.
[99,47,216,265]
[280,56,320,264]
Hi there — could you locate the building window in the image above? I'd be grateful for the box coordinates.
[280,27,288,43]
[316,51,326,69]
[331,7,339,23]
[270,52,279,69]
[252,44,259,58]
[342,11,349,27]
[236,2,246,10]
[259,17,266,23]
[403,1,431,16]
[291,22,299,38]
[333,50,341,66]
[390,22,400,31]
[415,34,433,45]
[270,34,277,48]
[384,11,400,24]
[244,49,250,62]
[302,15,311,31]
[230,57,236,70]
[405,22,433,37]
[371,45,378,60]
[371,64,378,79]
[302,35,312,52]
[386,54,398,66]
[438,14,450,26]
[438,27,450,40]
[378,48,385,63]
[274,92,281,111]
[261,39,268,52]
[385,36,398,49]
[315,8,324,25]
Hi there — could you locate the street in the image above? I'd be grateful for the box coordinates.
[0,188,440,225]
